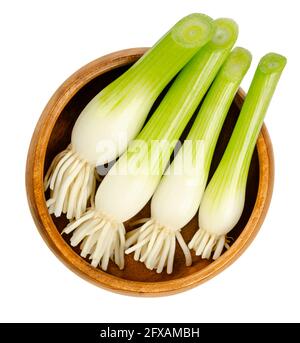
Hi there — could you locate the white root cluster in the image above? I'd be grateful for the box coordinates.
[188,228,230,260]
[62,209,125,270]
[125,220,192,274]
[44,145,97,220]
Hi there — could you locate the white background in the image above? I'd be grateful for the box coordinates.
[0,0,299,323]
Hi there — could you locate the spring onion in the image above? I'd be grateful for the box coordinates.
[62,18,239,271]
[189,53,287,260]
[125,47,252,273]
[44,13,213,220]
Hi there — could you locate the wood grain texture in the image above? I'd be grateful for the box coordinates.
[26,48,274,296]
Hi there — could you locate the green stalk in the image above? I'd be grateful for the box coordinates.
[187,47,252,172]
[213,53,287,191]
[71,13,214,167]
[128,18,239,174]
[190,53,286,260]
[194,52,286,251]
[123,48,252,273]
[100,13,214,106]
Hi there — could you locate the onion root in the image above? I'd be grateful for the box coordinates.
[125,220,192,274]
[188,228,228,260]
[62,209,125,270]
[44,145,97,220]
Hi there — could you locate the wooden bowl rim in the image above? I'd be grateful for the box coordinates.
[26,48,274,297]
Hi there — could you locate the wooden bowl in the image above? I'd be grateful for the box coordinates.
[26,48,274,296]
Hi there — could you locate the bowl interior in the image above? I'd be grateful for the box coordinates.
[45,62,259,282]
